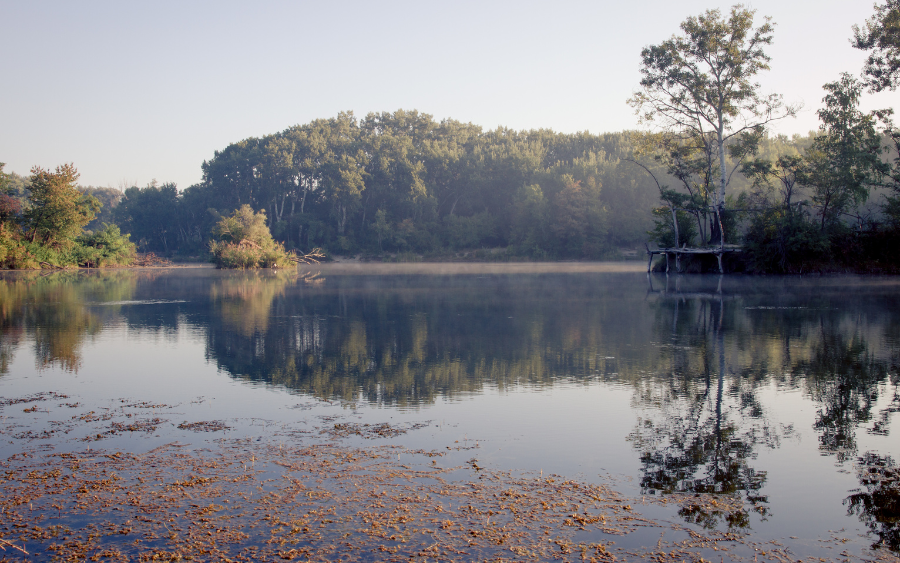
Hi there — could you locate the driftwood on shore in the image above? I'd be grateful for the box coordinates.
[131,253,173,267]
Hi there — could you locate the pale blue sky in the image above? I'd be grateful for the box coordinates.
[2,0,897,190]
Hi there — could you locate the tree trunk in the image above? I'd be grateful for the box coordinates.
[337,204,347,235]
[711,116,728,246]
[360,193,371,230]
[277,193,287,222]
[449,193,463,216]
[670,207,680,246]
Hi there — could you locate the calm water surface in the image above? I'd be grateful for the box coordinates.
[1,264,898,558]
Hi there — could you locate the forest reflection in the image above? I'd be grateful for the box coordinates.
[0,270,897,544]
[0,271,143,373]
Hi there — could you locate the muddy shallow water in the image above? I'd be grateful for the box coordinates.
[0,264,898,561]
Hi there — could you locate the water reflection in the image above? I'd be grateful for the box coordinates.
[847,452,900,551]
[0,268,898,547]
[205,273,639,406]
[0,271,143,372]
[640,275,900,539]
[211,271,295,336]
[631,285,776,529]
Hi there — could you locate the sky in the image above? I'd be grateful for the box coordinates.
[2,0,898,191]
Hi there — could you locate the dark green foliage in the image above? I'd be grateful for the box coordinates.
[171,112,666,259]
[804,74,888,233]
[442,212,496,250]
[94,113,821,262]
[743,208,828,273]
[853,0,900,92]
[115,182,181,253]
[738,71,899,273]
[650,207,697,248]
[78,186,123,232]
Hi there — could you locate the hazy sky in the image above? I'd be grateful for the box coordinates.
[2,0,897,190]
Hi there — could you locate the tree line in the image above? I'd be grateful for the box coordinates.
[6,119,812,265]
[112,118,676,260]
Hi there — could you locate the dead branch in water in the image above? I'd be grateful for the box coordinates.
[0,536,29,555]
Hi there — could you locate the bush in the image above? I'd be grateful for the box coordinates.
[74,224,137,267]
[209,205,295,269]
[442,212,496,250]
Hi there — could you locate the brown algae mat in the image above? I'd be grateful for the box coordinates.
[1,393,897,562]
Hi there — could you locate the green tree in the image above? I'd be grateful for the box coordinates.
[740,154,827,272]
[318,112,367,238]
[629,5,797,243]
[24,164,100,248]
[78,186,123,232]
[74,223,137,267]
[853,0,900,92]
[804,74,888,232]
[115,182,180,252]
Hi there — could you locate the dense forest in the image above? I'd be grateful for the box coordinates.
[2,1,899,272]
[0,123,821,264]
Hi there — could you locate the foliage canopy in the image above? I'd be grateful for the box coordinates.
[629,3,797,244]
[853,0,900,92]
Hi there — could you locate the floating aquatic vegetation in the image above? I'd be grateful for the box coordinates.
[324,421,431,439]
[177,421,230,432]
[0,393,895,562]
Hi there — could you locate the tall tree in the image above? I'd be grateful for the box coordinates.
[629,4,797,243]
[853,0,900,92]
[316,112,367,238]
[24,164,99,248]
[115,182,180,252]
[804,74,888,232]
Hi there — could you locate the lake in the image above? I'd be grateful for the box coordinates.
[1,264,898,562]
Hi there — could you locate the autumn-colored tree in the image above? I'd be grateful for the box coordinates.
[0,163,22,228]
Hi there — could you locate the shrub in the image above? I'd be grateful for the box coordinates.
[74,224,137,267]
[209,205,295,269]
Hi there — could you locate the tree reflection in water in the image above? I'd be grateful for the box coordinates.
[629,287,776,530]
[1,269,899,550]
[637,275,900,545]
[795,318,900,550]
[846,452,900,551]
[0,271,142,373]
